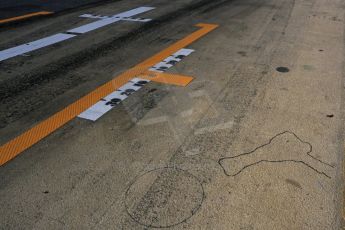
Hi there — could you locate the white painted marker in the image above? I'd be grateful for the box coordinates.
[80,14,151,22]
[149,48,194,72]
[0,6,155,62]
[68,7,154,34]
[0,33,75,61]
[78,78,149,121]
[79,14,109,19]
[78,48,195,121]
[122,18,152,22]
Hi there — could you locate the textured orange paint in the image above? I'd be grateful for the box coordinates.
[0,23,218,166]
[0,11,53,24]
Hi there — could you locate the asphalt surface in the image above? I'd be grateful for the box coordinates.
[0,0,344,229]
[0,0,109,19]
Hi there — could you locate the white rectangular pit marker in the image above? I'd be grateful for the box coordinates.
[0,6,155,62]
[78,78,150,121]
[173,48,195,57]
[68,7,155,34]
[77,100,113,121]
[0,33,76,61]
[80,14,151,22]
[78,48,195,121]
[79,14,109,19]
[122,18,152,22]
[149,48,194,72]
[67,17,122,34]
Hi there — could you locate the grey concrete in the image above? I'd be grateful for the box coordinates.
[0,0,344,229]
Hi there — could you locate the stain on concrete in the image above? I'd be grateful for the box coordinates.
[276,66,290,73]
[237,51,247,57]
[285,179,302,189]
[302,64,314,71]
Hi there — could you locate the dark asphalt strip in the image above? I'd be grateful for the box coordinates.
[0,0,113,20]
[0,0,232,100]
[0,0,234,129]
[0,0,125,29]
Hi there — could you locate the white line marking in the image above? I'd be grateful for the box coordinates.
[173,49,195,57]
[77,101,113,121]
[122,18,152,22]
[149,48,194,72]
[0,33,75,61]
[80,14,152,22]
[80,14,109,19]
[78,49,195,121]
[68,7,154,34]
[0,7,155,62]
[117,81,141,92]
[78,78,150,121]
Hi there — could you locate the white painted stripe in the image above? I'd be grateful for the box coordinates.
[68,7,155,34]
[0,33,75,61]
[122,18,152,22]
[78,101,113,121]
[78,78,150,121]
[163,56,181,63]
[103,90,127,101]
[173,48,195,57]
[68,17,122,34]
[113,7,155,18]
[149,62,173,72]
[80,14,151,22]
[78,49,195,121]
[149,48,194,72]
[117,81,141,92]
[79,14,108,19]
[0,7,155,62]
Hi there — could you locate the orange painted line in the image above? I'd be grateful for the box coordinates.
[142,71,194,86]
[0,11,53,24]
[0,23,218,166]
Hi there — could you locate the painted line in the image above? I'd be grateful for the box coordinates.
[78,48,195,121]
[80,14,151,22]
[149,48,194,72]
[122,18,152,23]
[0,33,76,61]
[141,71,194,86]
[0,11,53,24]
[78,78,149,121]
[0,23,218,166]
[67,6,154,34]
[78,72,193,121]
[0,7,154,62]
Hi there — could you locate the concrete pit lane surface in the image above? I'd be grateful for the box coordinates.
[0,0,344,229]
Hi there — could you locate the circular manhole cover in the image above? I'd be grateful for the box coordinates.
[125,167,204,228]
